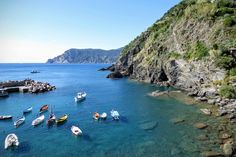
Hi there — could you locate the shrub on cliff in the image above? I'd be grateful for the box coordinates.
[219,85,236,99]
[184,41,209,60]
[216,55,236,70]
[230,68,236,76]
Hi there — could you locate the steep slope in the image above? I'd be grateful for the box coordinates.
[112,0,236,99]
[47,48,122,64]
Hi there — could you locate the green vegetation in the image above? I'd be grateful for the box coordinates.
[219,85,236,99]
[167,52,182,59]
[184,41,209,60]
[216,55,236,70]
[230,68,236,76]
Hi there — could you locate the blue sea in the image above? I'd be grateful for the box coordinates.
[0,64,221,157]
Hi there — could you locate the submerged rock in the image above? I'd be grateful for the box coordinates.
[171,118,185,124]
[194,123,208,129]
[201,151,222,157]
[196,134,209,141]
[139,121,158,131]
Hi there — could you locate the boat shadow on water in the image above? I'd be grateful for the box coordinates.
[9,141,31,155]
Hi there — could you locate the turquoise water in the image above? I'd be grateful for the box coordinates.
[0,64,218,157]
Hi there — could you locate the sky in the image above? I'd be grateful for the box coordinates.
[0,0,180,63]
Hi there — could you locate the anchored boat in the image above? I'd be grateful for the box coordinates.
[14,116,25,128]
[71,126,82,136]
[100,112,107,120]
[111,110,120,120]
[74,92,87,102]
[93,112,100,120]
[39,105,48,114]
[56,114,68,124]
[0,115,12,120]
[47,113,56,126]
[32,115,45,126]
[23,107,33,114]
[4,134,19,149]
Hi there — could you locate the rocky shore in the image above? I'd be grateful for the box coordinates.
[0,79,56,94]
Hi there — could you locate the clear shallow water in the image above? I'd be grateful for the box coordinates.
[0,64,220,157]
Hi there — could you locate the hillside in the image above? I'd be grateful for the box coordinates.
[109,0,236,112]
[46,48,122,64]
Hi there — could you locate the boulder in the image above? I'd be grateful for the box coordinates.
[223,141,233,156]
[194,123,208,129]
[106,71,123,79]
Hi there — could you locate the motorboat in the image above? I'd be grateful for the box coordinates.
[0,115,13,120]
[14,116,25,128]
[93,112,100,120]
[56,114,68,124]
[39,105,48,114]
[47,113,56,126]
[32,115,45,126]
[71,126,82,136]
[4,134,19,149]
[100,112,107,120]
[110,110,119,120]
[23,107,33,114]
[31,70,40,74]
[74,92,87,102]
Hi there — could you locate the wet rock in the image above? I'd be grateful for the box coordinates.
[208,99,216,105]
[148,90,168,97]
[220,133,231,140]
[201,151,222,157]
[200,108,211,115]
[194,123,208,129]
[223,141,233,156]
[106,71,123,79]
[139,121,158,131]
[196,134,209,141]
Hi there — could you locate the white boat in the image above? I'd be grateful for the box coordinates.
[32,115,45,126]
[23,107,33,114]
[100,112,107,120]
[74,92,87,102]
[93,112,100,120]
[0,115,12,120]
[110,110,119,120]
[200,108,211,115]
[14,116,25,127]
[4,134,19,149]
[71,126,82,136]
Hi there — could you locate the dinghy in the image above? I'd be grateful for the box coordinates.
[32,115,45,126]
[93,112,100,120]
[111,110,119,120]
[74,92,87,102]
[56,114,68,124]
[100,112,107,120]
[23,107,33,114]
[14,116,25,128]
[39,105,48,114]
[4,134,19,149]
[47,113,56,126]
[0,115,12,120]
[71,126,82,136]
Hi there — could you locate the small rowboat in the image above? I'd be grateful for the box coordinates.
[23,107,33,114]
[4,134,19,149]
[93,112,100,120]
[14,116,25,128]
[40,105,48,114]
[47,113,56,126]
[32,115,45,126]
[0,115,13,120]
[71,126,82,136]
[56,114,68,124]
[100,112,107,120]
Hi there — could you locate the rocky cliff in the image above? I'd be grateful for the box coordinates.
[110,0,236,114]
[47,48,122,64]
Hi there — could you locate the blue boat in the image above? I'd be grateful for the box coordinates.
[23,107,33,114]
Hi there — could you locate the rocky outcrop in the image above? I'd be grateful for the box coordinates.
[47,48,122,64]
[106,71,123,79]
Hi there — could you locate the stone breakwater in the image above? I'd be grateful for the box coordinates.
[0,79,56,94]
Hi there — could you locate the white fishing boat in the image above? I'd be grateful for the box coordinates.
[23,107,33,114]
[32,115,45,126]
[100,112,107,120]
[4,134,19,149]
[74,92,87,102]
[71,126,82,136]
[14,116,25,127]
[0,115,12,120]
[110,110,120,120]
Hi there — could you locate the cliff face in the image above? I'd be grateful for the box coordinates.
[47,48,122,64]
[113,0,236,96]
